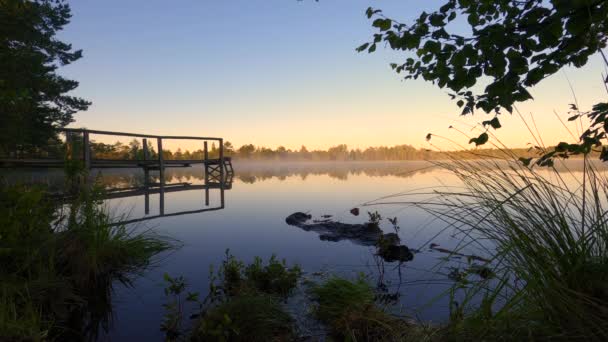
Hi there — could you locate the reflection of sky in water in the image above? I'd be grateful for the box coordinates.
[1,161,599,340]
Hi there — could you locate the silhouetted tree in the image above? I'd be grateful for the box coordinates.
[238,144,255,159]
[223,141,235,156]
[1,0,90,155]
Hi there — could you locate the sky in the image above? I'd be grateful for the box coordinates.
[60,0,608,151]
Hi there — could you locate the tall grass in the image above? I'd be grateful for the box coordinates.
[437,157,608,339]
[0,179,175,340]
[384,153,608,340]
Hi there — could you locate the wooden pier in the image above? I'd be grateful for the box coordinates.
[1,128,234,225]
[0,128,235,182]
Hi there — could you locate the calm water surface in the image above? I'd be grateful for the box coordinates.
[4,161,596,340]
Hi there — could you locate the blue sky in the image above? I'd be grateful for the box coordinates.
[60,1,607,151]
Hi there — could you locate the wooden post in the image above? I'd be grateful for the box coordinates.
[219,138,224,183]
[159,184,165,216]
[203,141,208,186]
[220,186,224,209]
[142,138,149,184]
[157,138,165,215]
[83,130,91,170]
[157,138,164,181]
[142,138,149,161]
[144,190,150,215]
[143,138,150,215]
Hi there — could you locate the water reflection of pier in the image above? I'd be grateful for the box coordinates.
[105,179,230,226]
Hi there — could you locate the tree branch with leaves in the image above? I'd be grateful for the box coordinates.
[360,0,608,165]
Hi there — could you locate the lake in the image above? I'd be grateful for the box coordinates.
[2,160,596,340]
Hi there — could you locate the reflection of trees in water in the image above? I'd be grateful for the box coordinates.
[79,163,439,187]
[233,162,437,184]
[2,160,604,189]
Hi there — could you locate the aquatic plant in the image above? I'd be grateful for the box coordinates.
[244,255,302,299]
[183,252,301,341]
[161,273,201,342]
[309,275,418,341]
[367,210,383,228]
[192,294,295,342]
[209,250,302,300]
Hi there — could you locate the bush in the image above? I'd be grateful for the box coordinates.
[183,252,302,341]
[244,255,302,298]
[209,250,302,300]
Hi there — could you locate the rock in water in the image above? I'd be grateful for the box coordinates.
[285,212,312,225]
[285,212,381,246]
[378,245,414,262]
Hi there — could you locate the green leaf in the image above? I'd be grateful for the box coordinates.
[519,157,533,166]
[429,13,445,27]
[567,114,579,121]
[355,43,369,52]
[372,18,392,31]
[469,132,489,146]
[482,117,501,129]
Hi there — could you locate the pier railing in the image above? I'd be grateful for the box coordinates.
[0,128,233,181]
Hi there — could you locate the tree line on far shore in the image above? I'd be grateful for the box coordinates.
[86,139,591,161]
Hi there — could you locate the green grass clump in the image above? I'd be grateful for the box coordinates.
[210,250,302,299]
[192,294,295,342]
[0,182,174,340]
[414,157,608,341]
[309,276,419,341]
[185,252,302,341]
[244,255,302,298]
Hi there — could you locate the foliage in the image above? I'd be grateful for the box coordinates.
[309,276,417,341]
[409,156,608,340]
[182,252,301,341]
[0,181,173,340]
[388,216,400,234]
[367,210,383,228]
[362,1,608,156]
[161,273,201,342]
[208,250,302,300]
[244,255,303,299]
[192,294,295,342]
[0,0,90,155]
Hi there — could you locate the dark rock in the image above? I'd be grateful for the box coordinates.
[285,212,414,263]
[350,208,360,216]
[381,233,400,246]
[378,245,414,262]
[285,212,311,225]
[470,265,494,279]
[285,212,382,246]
